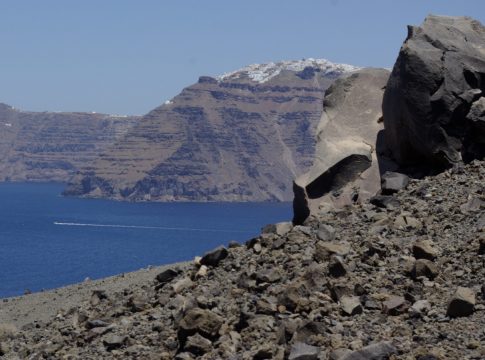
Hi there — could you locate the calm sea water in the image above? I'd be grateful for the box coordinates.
[0,183,291,298]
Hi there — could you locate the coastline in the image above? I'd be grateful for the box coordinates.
[0,261,190,329]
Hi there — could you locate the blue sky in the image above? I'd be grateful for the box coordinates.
[1,0,484,115]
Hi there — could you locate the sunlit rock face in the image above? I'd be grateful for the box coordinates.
[293,68,391,224]
[65,59,359,202]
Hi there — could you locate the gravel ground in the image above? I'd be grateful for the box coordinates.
[0,262,189,329]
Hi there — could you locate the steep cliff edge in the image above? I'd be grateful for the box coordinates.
[64,59,359,202]
[0,104,139,182]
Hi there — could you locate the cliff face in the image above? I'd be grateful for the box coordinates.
[65,59,359,201]
[0,104,139,182]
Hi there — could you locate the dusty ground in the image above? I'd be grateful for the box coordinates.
[0,262,189,329]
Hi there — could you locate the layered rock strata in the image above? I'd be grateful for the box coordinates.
[0,104,138,182]
[64,59,359,202]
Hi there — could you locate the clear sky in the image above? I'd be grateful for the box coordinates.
[1,0,484,115]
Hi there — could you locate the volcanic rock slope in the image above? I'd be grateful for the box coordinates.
[2,160,484,359]
[64,59,359,202]
[0,103,138,182]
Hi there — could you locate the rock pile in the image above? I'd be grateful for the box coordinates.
[1,159,483,359]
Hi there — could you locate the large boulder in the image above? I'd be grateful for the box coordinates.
[383,15,485,169]
[293,68,391,224]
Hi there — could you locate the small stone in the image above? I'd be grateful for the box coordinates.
[354,284,366,296]
[382,296,407,315]
[330,284,352,301]
[127,296,148,312]
[253,347,275,360]
[256,298,277,315]
[477,214,485,232]
[178,308,223,343]
[200,246,228,267]
[314,241,351,261]
[349,339,363,350]
[478,235,485,255]
[381,171,409,194]
[103,335,127,351]
[196,265,208,278]
[340,296,363,316]
[184,333,212,356]
[228,240,240,248]
[262,222,293,236]
[253,242,262,253]
[370,195,400,209]
[174,352,193,360]
[85,325,114,341]
[272,237,286,249]
[317,224,336,241]
[86,319,110,329]
[460,196,484,213]
[294,225,313,236]
[173,277,194,294]
[447,287,475,318]
[328,256,348,277]
[409,259,439,280]
[329,348,352,360]
[288,342,320,360]
[409,300,431,317]
[412,240,438,261]
[364,298,380,310]
[156,268,179,285]
[90,290,108,306]
[340,342,397,360]
[256,268,281,283]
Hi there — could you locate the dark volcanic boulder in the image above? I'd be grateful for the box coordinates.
[383,15,485,169]
[293,68,391,224]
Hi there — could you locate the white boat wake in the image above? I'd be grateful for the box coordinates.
[53,222,248,233]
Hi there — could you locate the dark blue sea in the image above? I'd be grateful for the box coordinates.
[0,183,292,298]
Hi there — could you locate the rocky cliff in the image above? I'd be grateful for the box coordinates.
[1,15,485,360]
[64,59,359,202]
[0,104,139,182]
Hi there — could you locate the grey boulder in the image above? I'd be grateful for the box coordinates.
[383,15,485,169]
[200,246,228,267]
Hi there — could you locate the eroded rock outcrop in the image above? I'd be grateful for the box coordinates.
[383,15,485,169]
[293,68,391,224]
